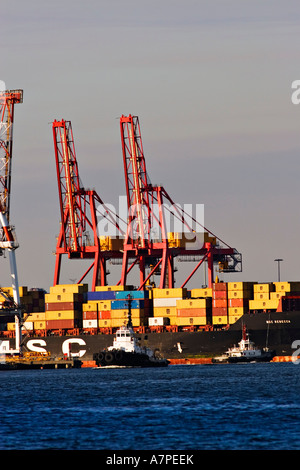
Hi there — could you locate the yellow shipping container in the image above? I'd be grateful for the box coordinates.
[82,301,99,311]
[34,321,46,330]
[273,282,300,292]
[228,314,243,324]
[152,288,187,299]
[98,319,112,328]
[228,307,246,316]
[227,290,252,299]
[110,309,145,319]
[97,301,111,311]
[190,288,212,298]
[153,306,177,316]
[212,316,228,325]
[95,285,127,292]
[49,284,88,295]
[176,298,210,309]
[227,282,256,291]
[111,317,146,328]
[45,292,81,303]
[0,286,28,298]
[28,312,47,321]
[249,299,279,310]
[173,316,207,326]
[253,283,274,293]
[253,292,270,300]
[45,310,82,320]
[99,236,124,251]
[270,292,286,300]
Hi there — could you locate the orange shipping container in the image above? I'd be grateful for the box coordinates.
[177,308,207,317]
[228,298,249,308]
[213,299,227,308]
[98,311,111,319]
[213,290,227,299]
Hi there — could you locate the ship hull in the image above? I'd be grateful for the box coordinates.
[1,311,300,360]
[93,350,169,367]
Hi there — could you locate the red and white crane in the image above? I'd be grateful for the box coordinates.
[52,119,124,290]
[118,114,242,289]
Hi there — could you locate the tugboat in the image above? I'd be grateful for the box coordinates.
[213,325,275,363]
[93,296,169,368]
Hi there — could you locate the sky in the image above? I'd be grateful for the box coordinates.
[1,0,300,291]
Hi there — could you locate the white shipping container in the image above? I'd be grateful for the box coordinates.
[148,317,170,326]
[83,319,98,329]
[153,297,181,307]
[22,321,33,330]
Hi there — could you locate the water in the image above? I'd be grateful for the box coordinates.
[0,362,299,450]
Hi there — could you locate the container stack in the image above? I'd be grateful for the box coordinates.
[84,289,116,329]
[227,282,255,324]
[212,282,228,325]
[83,286,150,329]
[4,286,46,333]
[248,283,277,311]
[44,284,87,330]
[175,297,212,327]
[273,282,300,312]
[151,288,187,327]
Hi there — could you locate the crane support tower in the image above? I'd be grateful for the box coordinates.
[119,114,242,289]
[0,89,23,352]
[52,119,124,290]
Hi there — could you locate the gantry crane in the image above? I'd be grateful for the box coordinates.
[52,119,124,290]
[0,89,23,352]
[118,114,242,289]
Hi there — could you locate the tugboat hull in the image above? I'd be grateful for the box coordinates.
[93,350,169,367]
[227,350,276,363]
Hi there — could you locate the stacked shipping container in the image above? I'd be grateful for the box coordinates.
[44,284,87,330]
[227,282,255,324]
[212,282,228,325]
[5,279,300,336]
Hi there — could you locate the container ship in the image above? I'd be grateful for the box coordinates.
[1,280,300,363]
[0,101,299,364]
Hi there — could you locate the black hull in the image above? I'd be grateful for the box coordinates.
[227,351,276,364]
[93,350,169,368]
[2,311,300,360]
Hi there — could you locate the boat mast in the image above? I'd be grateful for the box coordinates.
[126,294,133,328]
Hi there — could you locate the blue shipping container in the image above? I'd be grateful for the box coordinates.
[115,290,149,300]
[87,291,116,301]
[111,299,145,310]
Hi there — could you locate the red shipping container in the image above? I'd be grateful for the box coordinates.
[46,301,81,311]
[213,283,228,291]
[83,311,98,320]
[46,320,81,329]
[98,311,111,319]
[212,307,227,316]
[213,290,228,299]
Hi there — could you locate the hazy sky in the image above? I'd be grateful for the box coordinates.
[2,0,300,290]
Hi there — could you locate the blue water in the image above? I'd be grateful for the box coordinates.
[0,363,299,450]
